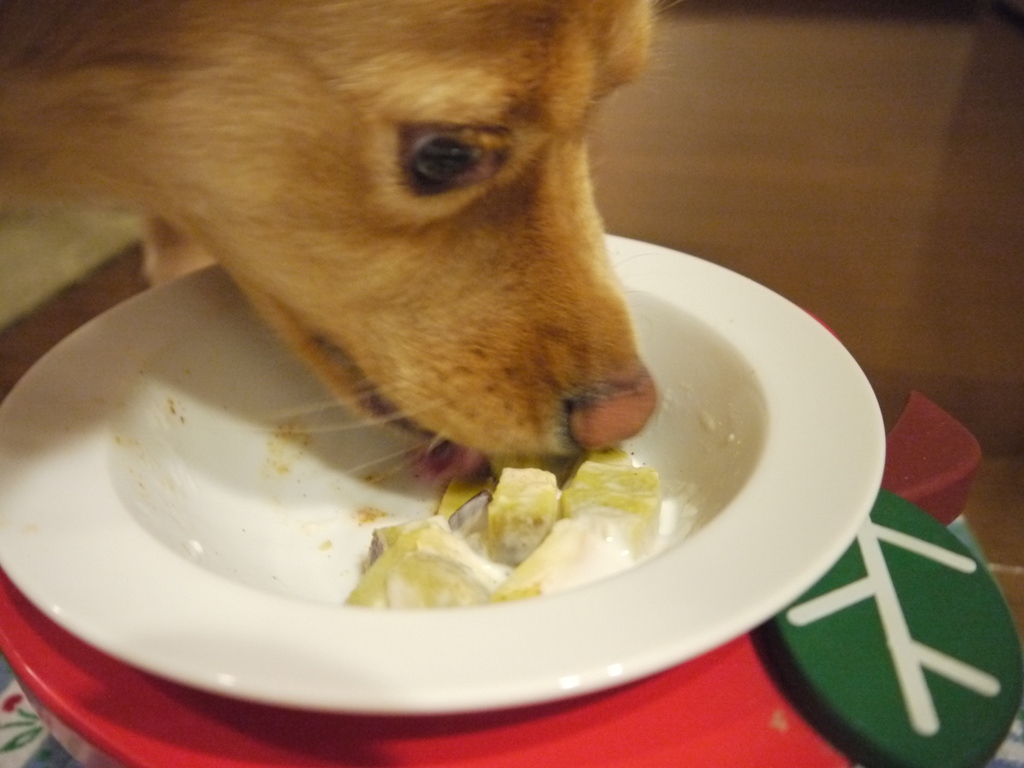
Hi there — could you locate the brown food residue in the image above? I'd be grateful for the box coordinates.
[265,422,313,475]
[355,507,389,525]
[166,397,185,424]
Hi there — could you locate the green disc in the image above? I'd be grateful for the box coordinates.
[762,489,1022,768]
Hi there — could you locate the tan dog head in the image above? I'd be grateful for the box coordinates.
[1,0,658,478]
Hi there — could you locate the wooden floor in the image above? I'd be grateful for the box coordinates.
[0,1,1022,633]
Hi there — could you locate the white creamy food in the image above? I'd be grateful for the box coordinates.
[345,449,664,609]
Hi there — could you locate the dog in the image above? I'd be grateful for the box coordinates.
[0,0,658,481]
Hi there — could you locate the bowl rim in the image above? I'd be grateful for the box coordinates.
[0,235,886,713]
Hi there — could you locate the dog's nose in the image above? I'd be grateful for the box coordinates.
[568,366,658,449]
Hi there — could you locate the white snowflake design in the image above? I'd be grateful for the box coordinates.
[787,517,1002,736]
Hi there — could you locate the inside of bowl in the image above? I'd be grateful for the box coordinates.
[107,288,766,605]
[625,292,766,544]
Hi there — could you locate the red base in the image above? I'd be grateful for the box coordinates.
[0,392,983,767]
[882,391,982,525]
[0,564,847,768]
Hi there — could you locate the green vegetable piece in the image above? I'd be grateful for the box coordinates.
[580,447,633,466]
[346,518,497,608]
[436,478,493,520]
[486,467,560,566]
[491,519,589,602]
[489,453,578,485]
[560,460,661,557]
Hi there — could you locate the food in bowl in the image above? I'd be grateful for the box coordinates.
[0,237,888,713]
[346,449,663,608]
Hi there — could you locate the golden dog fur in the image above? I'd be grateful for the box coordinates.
[0,0,657,475]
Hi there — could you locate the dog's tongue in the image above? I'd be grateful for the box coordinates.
[412,440,490,485]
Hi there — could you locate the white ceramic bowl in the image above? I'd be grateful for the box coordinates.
[0,236,885,713]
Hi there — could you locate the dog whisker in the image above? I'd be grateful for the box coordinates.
[425,433,449,451]
[270,416,400,435]
[269,387,457,439]
[337,443,424,479]
[270,400,350,419]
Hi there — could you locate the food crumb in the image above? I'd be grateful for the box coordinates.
[355,507,389,525]
[273,423,312,446]
[319,540,333,551]
[769,709,789,733]
[264,422,312,475]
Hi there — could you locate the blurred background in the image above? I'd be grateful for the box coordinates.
[590,0,1024,630]
[1,0,1022,625]
[593,0,1024,454]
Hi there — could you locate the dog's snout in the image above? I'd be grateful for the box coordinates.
[568,366,657,450]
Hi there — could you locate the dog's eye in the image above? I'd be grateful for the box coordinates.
[401,125,508,196]
[411,135,479,186]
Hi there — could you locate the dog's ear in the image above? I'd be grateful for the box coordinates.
[590,0,655,95]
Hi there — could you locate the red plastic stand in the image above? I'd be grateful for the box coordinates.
[0,394,990,767]
[881,391,982,525]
